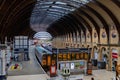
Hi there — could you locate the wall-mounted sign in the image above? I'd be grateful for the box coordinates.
[112,31,117,38]
[94,32,97,38]
[102,32,106,38]
[71,63,75,69]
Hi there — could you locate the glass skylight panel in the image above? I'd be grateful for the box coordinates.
[48,11,62,15]
[40,6,50,8]
[48,9,68,14]
[52,6,63,9]
[39,2,53,5]
[55,1,67,5]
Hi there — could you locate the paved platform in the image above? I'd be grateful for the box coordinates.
[8,70,116,80]
[7,45,45,76]
[7,45,116,80]
[8,74,50,80]
[49,70,115,80]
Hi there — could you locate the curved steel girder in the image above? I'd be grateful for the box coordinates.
[0,0,36,38]
[96,0,120,42]
[0,0,19,32]
[66,14,87,42]
[76,8,100,42]
[69,13,92,42]
[85,5,110,42]
[19,26,35,38]
[69,13,92,34]
[112,0,120,8]
[66,14,86,40]
[50,22,65,36]
[62,16,78,37]
[56,18,72,35]
[2,3,35,38]
[54,21,68,36]
[63,15,87,43]
[0,0,21,33]
[58,17,75,34]
[47,25,59,37]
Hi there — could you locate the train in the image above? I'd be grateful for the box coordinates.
[35,47,91,72]
[35,46,57,72]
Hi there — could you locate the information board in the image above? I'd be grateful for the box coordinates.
[71,63,75,69]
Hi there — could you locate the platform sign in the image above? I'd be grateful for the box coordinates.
[60,63,65,70]
[50,65,56,77]
[67,53,71,60]
[66,63,70,68]
[63,53,67,61]
[58,53,62,61]
[71,63,75,69]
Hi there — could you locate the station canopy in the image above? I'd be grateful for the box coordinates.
[30,0,92,32]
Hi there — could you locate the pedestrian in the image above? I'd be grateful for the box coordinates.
[91,77,94,80]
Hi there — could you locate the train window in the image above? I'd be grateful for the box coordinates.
[63,53,67,61]
[58,53,63,61]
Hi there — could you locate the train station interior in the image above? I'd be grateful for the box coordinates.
[1,0,120,80]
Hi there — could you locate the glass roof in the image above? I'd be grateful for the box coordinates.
[34,31,52,40]
[30,0,92,32]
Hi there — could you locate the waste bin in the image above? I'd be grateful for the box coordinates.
[98,61,106,69]
[91,59,97,66]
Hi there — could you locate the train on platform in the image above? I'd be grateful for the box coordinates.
[35,46,57,72]
[35,47,92,73]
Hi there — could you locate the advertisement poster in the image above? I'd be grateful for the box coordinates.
[79,61,85,69]
[71,63,75,69]
[60,63,65,70]
[75,62,80,69]
[66,63,70,68]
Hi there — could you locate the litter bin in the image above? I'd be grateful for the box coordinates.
[98,61,106,69]
[91,59,97,66]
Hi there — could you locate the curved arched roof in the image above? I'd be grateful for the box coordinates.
[0,0,120,43]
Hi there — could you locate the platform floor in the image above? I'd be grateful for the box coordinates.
[7,45,45,76]
[7,45,116,80]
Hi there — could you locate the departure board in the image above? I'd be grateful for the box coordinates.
[57,53,89,61]
[67,53,71,60]
[63,53,67,61]
[76,53,79,60]
[58,53,62,61]
[84,53,88,60]
[71,53,75,60]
